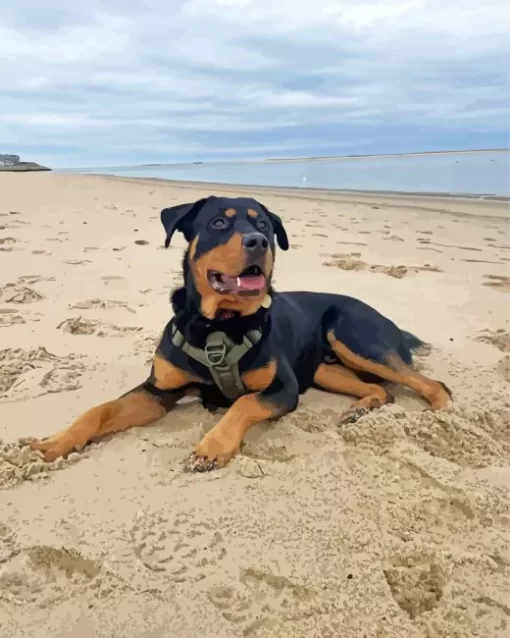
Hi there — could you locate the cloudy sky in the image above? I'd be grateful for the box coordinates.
[1,0,509,167]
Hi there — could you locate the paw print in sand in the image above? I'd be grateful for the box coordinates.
[130,510,226,582]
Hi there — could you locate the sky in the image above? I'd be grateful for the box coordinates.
[1,0,509,167]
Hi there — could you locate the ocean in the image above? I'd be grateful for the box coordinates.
[76,150,510,197]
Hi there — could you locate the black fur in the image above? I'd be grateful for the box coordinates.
[145,196,425,413]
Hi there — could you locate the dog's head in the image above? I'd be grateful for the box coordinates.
[161,196,288,320]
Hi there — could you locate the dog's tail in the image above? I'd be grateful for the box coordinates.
[402,330,432,357]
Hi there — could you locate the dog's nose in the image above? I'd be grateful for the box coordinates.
[242,233,269,253]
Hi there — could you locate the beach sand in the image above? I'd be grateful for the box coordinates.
[0,172,509,637]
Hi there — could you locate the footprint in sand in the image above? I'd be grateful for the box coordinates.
[0,237,18,252]
[130,510,227,583]
[482,274,510,292]
[494,354,510,382]
[0,346,84,401]
[208,567,316,632]
[0,539,126,606]
[475,329,510,352]
[383,552,445,620]
[69,298,136,314]
[133,334,160,362]
[63,259,92,265]
[322,254,442,279]
[383,235,404,242]
[17,275,55,285]
[57,316,143,337]
[0,308,42,327]
[3,286,43,304]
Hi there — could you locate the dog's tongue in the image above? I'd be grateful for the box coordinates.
[220,273,265,292]
[236,274,265,291]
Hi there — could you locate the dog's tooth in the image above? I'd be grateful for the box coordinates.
[236,277,242,287]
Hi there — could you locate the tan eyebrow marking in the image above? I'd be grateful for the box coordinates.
[225,208,236,218]
[247,208,258,218]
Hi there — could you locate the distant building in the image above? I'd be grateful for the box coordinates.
[0,154,20,166]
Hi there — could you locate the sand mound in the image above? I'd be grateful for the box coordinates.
[69,298,136,313]
[3,285,44,304]
[483,274,510,292]
[57,316,143,337]
[476,329,510,352]
[0,530,129,608]
[0,346,84,399]
[322,253,442,278]
[339,396,510,468]
[0,440,82,489]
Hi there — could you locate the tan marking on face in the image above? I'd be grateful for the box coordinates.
[225,208,236,218]
[188,232,274,319]
[247,208,258,218]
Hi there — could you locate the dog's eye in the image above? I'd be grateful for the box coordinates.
[256,220,268,231]
[211,217,228,230]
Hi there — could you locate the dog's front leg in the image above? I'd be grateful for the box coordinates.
[29,353,199,462]
[192,364,299,471]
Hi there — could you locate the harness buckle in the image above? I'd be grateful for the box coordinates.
[204,340,227,366]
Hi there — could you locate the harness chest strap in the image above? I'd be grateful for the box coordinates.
[171,325,263,401]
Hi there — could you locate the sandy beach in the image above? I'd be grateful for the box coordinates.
[0,172,509,637]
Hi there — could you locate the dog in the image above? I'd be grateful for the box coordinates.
[29,196,452,471]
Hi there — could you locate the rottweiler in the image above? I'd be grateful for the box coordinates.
[29,196,451,471]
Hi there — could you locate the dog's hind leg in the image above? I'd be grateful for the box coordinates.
[29,353,199,462]
[314,363,394,420]
[326,330,451,410]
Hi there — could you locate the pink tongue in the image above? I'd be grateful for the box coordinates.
[236,274,265,291]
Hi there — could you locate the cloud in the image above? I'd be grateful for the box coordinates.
[0,0,508,166]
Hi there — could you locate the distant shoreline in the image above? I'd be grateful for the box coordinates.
[261,148,509,164]
[63,148,509,171]
[85,173,510,203]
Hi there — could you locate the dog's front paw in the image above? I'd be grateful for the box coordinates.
[190,428,241,472]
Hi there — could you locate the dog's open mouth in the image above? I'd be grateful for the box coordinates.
[208,265,266,296]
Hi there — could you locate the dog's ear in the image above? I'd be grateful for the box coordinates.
[160,197,210,247]
[258,203,289,251]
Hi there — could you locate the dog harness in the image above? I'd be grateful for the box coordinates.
[171,325,263,401]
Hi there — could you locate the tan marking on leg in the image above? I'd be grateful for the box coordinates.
[314,363,392,418]
[30,391,172,462]
[153,352,202,386]
[327,331,451,409]
[242,360,277,392]
[30,355,197,462]
[193,394,277,470]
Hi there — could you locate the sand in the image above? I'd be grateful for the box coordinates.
[0,172,509,638]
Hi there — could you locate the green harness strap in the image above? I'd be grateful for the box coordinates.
[171,325,263,401]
